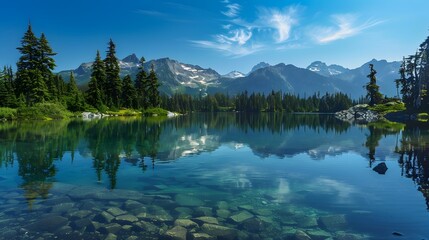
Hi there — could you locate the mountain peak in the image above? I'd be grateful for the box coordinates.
[250,62,270,73]
[223,70,245,79]
[122,53,139,64]
[307,61,347,77]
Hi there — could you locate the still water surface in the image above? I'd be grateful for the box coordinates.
[0,113,428,239]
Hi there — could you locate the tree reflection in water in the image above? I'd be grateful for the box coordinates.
[396,125,429,209]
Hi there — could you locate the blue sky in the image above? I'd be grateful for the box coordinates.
[1,0,428,74]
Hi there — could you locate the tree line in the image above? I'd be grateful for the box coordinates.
[396,35,429,113]
[0,24,161,112]
[161,91,354,113]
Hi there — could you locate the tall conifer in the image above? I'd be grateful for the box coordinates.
[104,39,122,109]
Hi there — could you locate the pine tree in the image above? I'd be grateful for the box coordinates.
[365,64,382,106]
[86,76,103,109]
[135,57,148,109]
[38,33,57,100]
[91,50,107,104]
[147,64,160,108]
[121,75,137,109]
[104,39,122,109]
[66,72,84,111]
[0,67,16,107]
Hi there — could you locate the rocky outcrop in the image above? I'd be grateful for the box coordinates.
[335,104,381,123]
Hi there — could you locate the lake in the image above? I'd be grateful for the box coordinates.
[0,113,428,239]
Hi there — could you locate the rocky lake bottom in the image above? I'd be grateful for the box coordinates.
[0,182,366,240]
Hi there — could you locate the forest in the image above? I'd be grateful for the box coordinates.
[0,25,428,119]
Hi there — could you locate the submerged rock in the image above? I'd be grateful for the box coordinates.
[107,207,127,217]
[94,211,115,223]
[229,210,254,223]
[193,216,219,225]
[241,217,264,232]
[114,214,139,224]
[175,194,204,207]
[373,163,388,174]
[174,219,198,228]
[191,232,216,240]
[99,223,122,234]
[163,226,187,240]
[319,215,347,231]
[25,215,69,232]
[306,229,332,240]
[216,209,231,219]
[294,230,312,240]
[201,223,237,239]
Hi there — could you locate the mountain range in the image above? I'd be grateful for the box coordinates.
[59,54,401,98]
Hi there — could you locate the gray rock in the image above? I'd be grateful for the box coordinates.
[201,223,237,239]
[107,207,126,217]
[164,226,187,240]
[306,229,332,240]
[237,205,254,211]
[191,232,216,240]
[99,223,122,234]
[294,230,312,240]
[51,202,75,213]
[105,233,117,240]
[123,200,143,210]
[229,210,253,223]
[25,215,68,232]
[216,201,229,209]
[319,215,347,231]
[174,219,198,228]
[194,206,213,217]
[241,217,264,232]
[216,209,231,219]
[251,208,272,216]
[95,211,115,223]
[133,221,159,233]
[175,194,204,207]
[373,163,388,174]
[72,218,92,230]
[68,210,92,220]
[114,214,139,224]
[193,216,219,225]
[295,215,318,228]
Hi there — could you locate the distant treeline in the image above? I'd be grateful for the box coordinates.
[1,24,361,114]
[161,91,358,113]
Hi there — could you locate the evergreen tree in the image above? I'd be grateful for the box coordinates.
[86,75,103,109]
[121,75,137,109]
[104,39,122,109]
[15,24,54,105]
[365,64,382,106]
[66,72,84,111]
[91,50,107,104]
[0,67,16,107]
[147,64,161,108]
[135,57,148,109]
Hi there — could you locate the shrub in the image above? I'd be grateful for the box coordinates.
[17,102,73,120]
[141,107,169,116]
[0,107,17,120]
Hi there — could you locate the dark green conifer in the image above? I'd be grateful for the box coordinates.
[135,57,148,109]
[104,39,122,109]
[121,75,137,109]
[147,64,161,108]
[365,64,382,106]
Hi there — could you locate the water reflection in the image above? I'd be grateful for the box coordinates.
[396,124,429,209]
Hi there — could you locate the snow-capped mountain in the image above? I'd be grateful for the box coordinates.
[59,54,401,98]
[222,71,246,79]
[306,61,349,77]
[250,62,270,74]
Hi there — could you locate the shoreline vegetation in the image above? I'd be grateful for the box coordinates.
[1,25,427,124]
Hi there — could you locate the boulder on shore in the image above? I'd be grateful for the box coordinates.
[335,104,381,123]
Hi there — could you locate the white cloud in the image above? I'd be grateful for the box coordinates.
[191,40,264,57]
[258,7,298,43]
[313,14,383,44]
[217,29,252,45]
[222,3,241,18]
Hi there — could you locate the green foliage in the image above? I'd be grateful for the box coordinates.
[121,75,137,109]
[147,64,161,108]
[366,64,382,106]
[141,107,169,116]
[367,101,406,114]
[104,39,122,109]
[0,108,17,120]
[17,102,73,120]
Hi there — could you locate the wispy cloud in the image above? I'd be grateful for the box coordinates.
[258,7,298,43]
[313,14,383,44]
[222,3,241,18]
[136,9,168,18]
[192,1,299,57]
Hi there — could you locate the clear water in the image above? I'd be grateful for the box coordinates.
[0,113,428,239]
